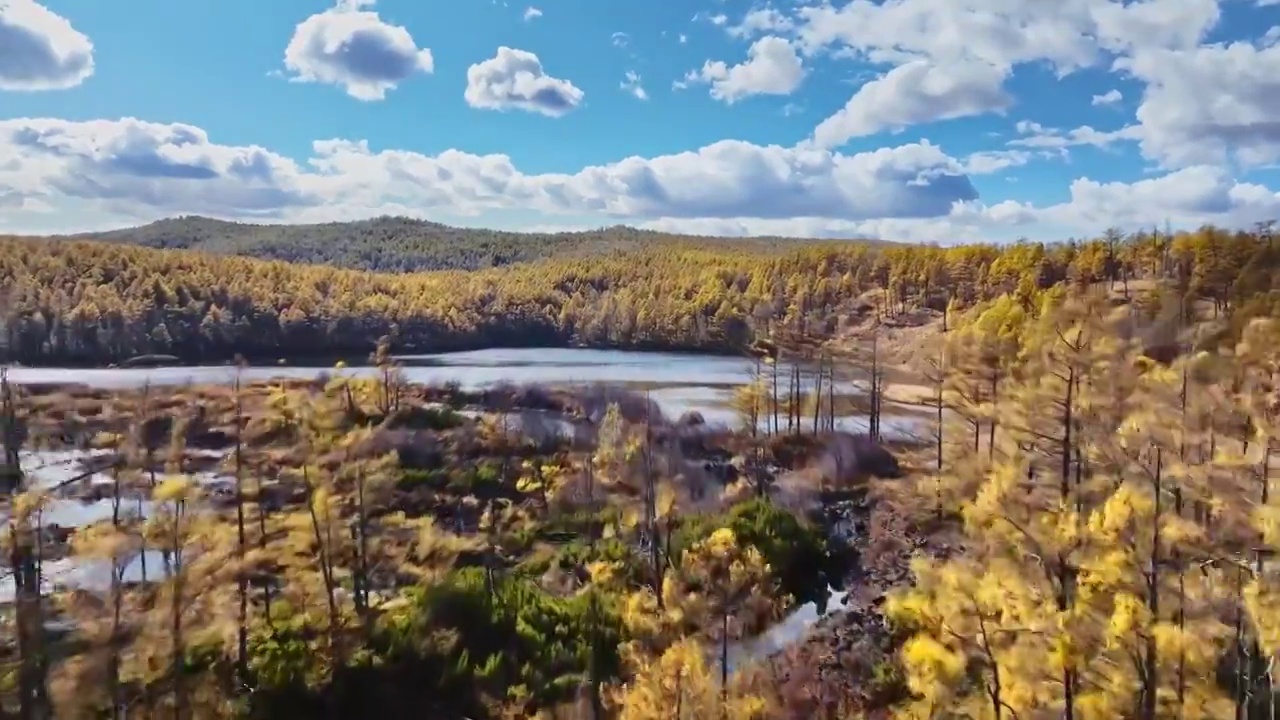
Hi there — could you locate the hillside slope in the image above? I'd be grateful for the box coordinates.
[57,215,884,273]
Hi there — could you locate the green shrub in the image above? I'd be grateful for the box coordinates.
[674,498,833,607]
[380,568,624,713]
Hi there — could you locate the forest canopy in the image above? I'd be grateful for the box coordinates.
[57,215,878,274]
[1,221,1278,366]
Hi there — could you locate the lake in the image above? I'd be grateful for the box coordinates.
[4,348,922,437]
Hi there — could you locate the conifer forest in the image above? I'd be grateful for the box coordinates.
[1,220,1279,719]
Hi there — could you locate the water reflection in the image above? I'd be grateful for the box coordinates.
[0,550,170,604]
[4,348,870,421]
[726,586,849,674]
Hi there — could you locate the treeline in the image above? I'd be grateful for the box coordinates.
[885,286,1280,718]
[2,222,1279,366]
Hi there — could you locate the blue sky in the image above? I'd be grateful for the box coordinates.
[1,0,1279,242]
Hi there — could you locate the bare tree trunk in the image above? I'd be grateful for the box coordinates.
[792,364,801,436]
[170,503,187,720]
[233,373,250,690]
[987,372,998,461]
[643,394,660,593]
[871,334,881,442]
[303,467,342,673]
[1141,448,1162,720]
[827,357,836,432]
[720,611,729,719]
[771,357,779,437]
[108,457,125,720]
[1060,361,1077,720]
[3,374,49,720]
[355,469,371,622]
[812,354,823,436]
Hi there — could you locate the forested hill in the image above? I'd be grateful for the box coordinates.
[55,215,876,273]
[3,223,1279,368]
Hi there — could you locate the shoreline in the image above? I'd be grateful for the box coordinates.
[0,341,757,371]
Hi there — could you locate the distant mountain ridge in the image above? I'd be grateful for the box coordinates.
[46,215,885,274]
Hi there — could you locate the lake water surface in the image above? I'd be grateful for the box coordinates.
[6,348,920,436]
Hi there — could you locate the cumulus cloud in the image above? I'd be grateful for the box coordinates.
[1040,165,1280,231]
[812,59,1010,148]
[0,118,315,220]
[1091,89,1123,106]
[962,150,1032,175]
[0,117,980,229]
[4,115,1278,243]
[283,0,433,101]
[685,36,804,103]
[522,6,542,21]
[727,7,794,39]
[1008,120,1141,152]
[0,0,93,91]
[794,0,1223,158]
[636,197,1045,243]
[464,47,584,116]
[1117,41,1280,167]
[641,168,1280,243]
[793,0,1218,72]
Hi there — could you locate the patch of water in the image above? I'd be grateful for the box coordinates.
[726,585,849,674]
[2,450,232,530]
[0,550,170,604]
[5,348,872,426]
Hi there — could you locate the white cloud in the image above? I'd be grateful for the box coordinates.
[522,6,542,21]
[1091,89,1123,106]
[728,7,794,39]
[1008,121,1141,152]
[637,202,1038,243]
[795,0,1223,154]
[678,33,688,44]
[620,71,648,100]
[1117,41,1280,167]
[793,0,1218,72]
[962,150,1032,175]
[464,47,584,117]
[283,0,433,101]
[0,118,313,220]
[1040,165,1280,231]
[0,118,980,229]
[611,32,629,48]
[641,168,1280,243]
[0,0,94,91]
[686,36,804,104]
[812,60,1010,148]
[5,115,1277,244]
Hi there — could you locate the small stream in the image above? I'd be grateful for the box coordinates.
[726,585,849,673]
